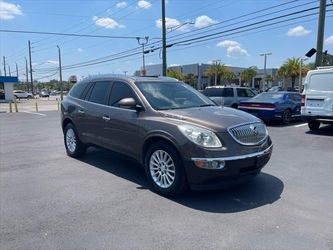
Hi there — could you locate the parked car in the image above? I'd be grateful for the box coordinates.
[301,66,333,130]
[13,90,33,99]
[39,90,50,97]
[0,89,5,100]
[61,75,273,196]
[238,91,302,124]
[202,86,257,108]
[267,86,283,92]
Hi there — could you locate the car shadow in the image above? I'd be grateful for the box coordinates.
[305,124,333,136]
[265,119,304,127]
[78,147,284,214]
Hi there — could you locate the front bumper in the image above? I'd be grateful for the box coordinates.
[184,142,273,190]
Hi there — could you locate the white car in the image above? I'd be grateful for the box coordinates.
[301,66,333,130]
[13,90,33,99]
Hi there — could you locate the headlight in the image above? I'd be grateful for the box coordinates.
[178,124,222,148]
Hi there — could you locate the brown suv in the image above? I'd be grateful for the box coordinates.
[61,75,273,195]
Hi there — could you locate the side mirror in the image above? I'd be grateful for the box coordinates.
[118,97,143,111]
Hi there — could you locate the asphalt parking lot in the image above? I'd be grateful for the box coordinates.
[1,111,332,250]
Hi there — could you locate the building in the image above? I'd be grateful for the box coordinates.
[134,63,281,90]
[0,76,18,102]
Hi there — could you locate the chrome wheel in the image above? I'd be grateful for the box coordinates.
[66,128,77,153]
[149,150,176,189]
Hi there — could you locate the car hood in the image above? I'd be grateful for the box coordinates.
[160,106,261,132]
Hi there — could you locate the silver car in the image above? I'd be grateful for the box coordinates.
[203,86,257,108]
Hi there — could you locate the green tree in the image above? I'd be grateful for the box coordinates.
[278,57,308,90]
[240,66,257,86]
[167,69,184,81]
[183,73,197,88]
[205,62,231,86]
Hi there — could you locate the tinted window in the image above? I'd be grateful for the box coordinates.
[69,81,88,99]
[88,81,111,104]
[291,94,301,102]
[203,88,223,97]
[109,81,137,108]
[237,88,254,97]
[223,88,234,97]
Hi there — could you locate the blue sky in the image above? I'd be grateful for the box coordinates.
[0,0,332,81]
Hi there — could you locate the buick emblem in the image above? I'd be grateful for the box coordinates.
[249,125,259,135]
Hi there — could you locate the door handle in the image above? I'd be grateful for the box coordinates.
[102,115,110,121]
[78,109,85,114]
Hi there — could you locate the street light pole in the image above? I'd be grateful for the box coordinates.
[15,62,18,77]
[299,58,308,93]
[260,52,272,91]
[162,0,167,76]
[25,58,29,92]
[28,40,34,96]
[7,64,11,76]
[3,56,6,76]
[136,37,149,76]
[57,45,63,101]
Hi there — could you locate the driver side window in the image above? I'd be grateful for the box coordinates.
[108,81,138,109]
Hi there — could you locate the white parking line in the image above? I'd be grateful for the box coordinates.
[22,111,46,116]
[294,123,307,128]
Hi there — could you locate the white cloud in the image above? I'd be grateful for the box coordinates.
[77,48,83,52]
[0,0,22,20]
[156,17,179,30]
[93,16,125,29]
[227,46,249,58]
[47,60,58,64]
[216,40,240,48]
[194,15,217,28]
[325,35,333,45]
[287,25,311,36]
[170,64,180,67]
[116,1,127,8]
[137,0,151,9]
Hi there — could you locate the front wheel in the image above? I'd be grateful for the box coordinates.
[64,123,86,158]
[308,120,320,131]
[144,142,187,196]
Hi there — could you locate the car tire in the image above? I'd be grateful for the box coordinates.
[64,123,86,158]
[281,109,291,125]
[308,120,320,131]
[144,142,187,196]
[231,104,238,109]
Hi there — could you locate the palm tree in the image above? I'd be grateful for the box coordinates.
[183,73,197,88]
[278,57,304,90]
[240,66,257,87]
[167,69,184,81]
[205,62,230,86]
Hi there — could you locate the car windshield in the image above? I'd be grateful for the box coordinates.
[254,92,284,100]
[136,81,216,110]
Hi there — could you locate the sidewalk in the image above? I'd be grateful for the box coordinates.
[0,96,61,113]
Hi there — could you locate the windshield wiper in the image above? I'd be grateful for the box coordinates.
[199,104,216,107]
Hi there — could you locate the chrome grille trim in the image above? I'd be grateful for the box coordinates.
[227,122,268,146]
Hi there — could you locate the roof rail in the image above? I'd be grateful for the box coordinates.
[316,66,333,70]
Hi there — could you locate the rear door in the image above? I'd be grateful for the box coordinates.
[290,93,301,117]
[304,72,333,117]
[221,87,234,106]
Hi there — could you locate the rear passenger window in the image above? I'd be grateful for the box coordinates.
[223,88,234,97]
[109,81,137,108]
[203,88,222,97]
[69,81,88,99]
[292,94,301,102]
[88,81,111,105]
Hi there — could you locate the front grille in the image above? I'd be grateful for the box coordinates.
[228,122,268,146]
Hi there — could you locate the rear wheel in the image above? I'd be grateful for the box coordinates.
[144,142,187,196]
[308,120,320,131]
[281,109,292,125]
[64,123,86,158]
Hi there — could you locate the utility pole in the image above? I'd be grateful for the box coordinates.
[162,0,167,76]
[315,0,326,67]
[28,40,34,96]
[136,37,149,76]
[7,64,11,76]
[15,62,18,77]
[260,52,272,91]
[57,45,63,101]
[123,71,128,76]
[25,57,29,92]
[3,56,6,76]
[212,59,220,86]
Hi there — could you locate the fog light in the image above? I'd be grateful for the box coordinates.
[193,159,225,169]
